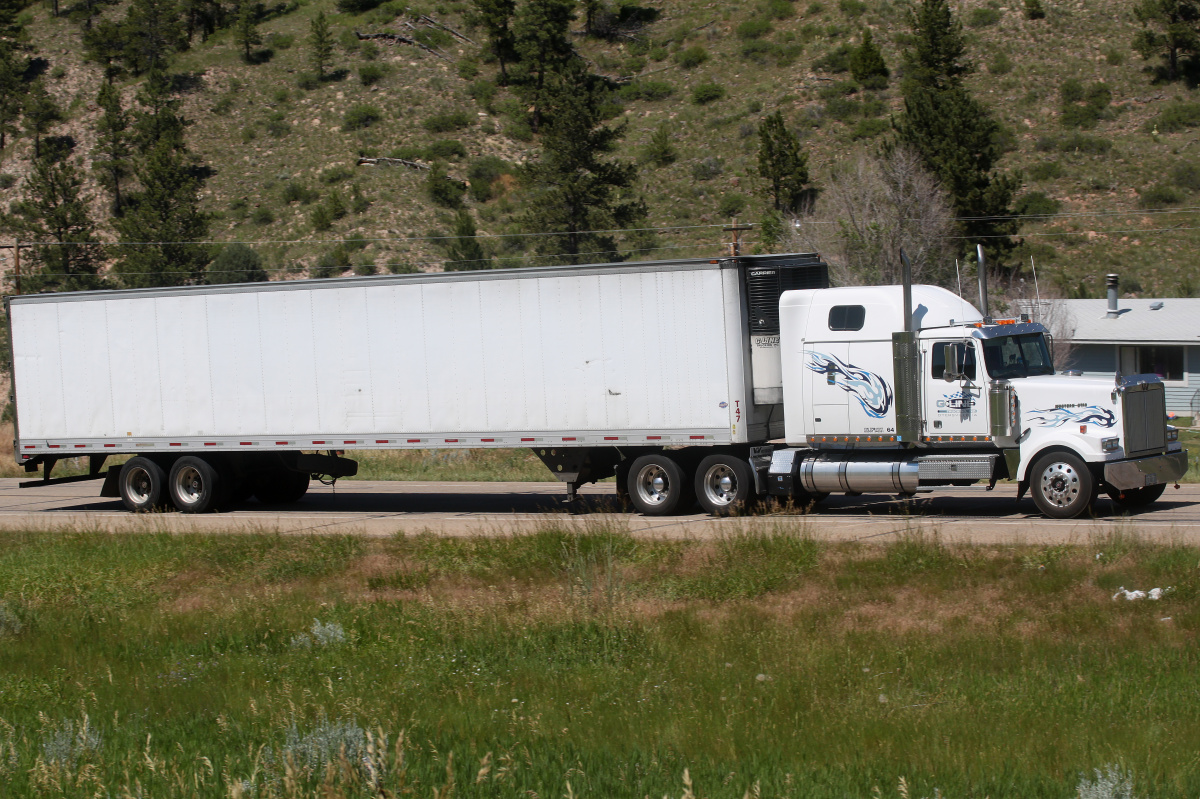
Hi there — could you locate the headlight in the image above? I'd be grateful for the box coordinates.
[1101,437,1120,452]
[1167,427,1179,442]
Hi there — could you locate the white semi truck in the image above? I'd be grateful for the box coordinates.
[5,251,1187,519]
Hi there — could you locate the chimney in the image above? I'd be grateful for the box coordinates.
[1106,274,1120,318]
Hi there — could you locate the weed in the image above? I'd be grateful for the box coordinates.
[423,110,473,133]
[674,45,708,68]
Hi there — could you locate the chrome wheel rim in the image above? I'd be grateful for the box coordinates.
[1039,461,1080,508]
[174,465,205,506]
[702,464,738,507]
[634,463,672,506]
[124,466,153,505]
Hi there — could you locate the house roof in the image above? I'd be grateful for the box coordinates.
[1016,298,1200,345]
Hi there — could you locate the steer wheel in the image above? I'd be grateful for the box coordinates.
[1030,451,1096,519]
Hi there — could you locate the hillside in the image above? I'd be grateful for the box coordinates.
[4,0,1200,297]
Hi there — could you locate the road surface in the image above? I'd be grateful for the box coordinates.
[0,478,1197,544]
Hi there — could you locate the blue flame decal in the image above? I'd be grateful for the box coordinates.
[806,351,894,418]
[1027,405,1116,428]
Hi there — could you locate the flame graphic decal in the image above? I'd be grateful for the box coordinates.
[1027,405,1116,428]
[806,351,894,418]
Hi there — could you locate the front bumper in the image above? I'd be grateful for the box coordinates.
[1104,450,1189,491]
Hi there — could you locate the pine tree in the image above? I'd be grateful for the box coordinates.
[0,48,22,155]
[895,0,1019,263]
[3,156,106,293]
[757,111,810,212]
[444,210,491,270]
[1133,0,1200,82]
[131,69,186,152]
[83,19,128,83]
[120,0,185,75]
[22,80,62,161]
[849,28,889,87]
[520,63,646,264]
[470,0,517,84]
[309,11,334,79]
[206,243,267,284]
[93,82,131,214]
[512,0,576,131]
[234,0,262,62]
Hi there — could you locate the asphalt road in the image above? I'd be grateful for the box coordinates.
[1,478,1198,543]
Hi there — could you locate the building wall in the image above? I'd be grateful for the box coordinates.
[1064,344,1199,416]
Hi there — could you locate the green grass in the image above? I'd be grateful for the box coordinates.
[2,524,1200,797]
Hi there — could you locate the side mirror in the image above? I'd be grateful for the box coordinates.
[943,343,963,382]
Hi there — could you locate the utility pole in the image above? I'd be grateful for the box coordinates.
[724,218,753,257]
[0,241,24,295]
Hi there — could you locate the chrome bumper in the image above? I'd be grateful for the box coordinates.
[1104,450,1189,491]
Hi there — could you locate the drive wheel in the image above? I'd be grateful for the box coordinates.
[627,453,693,516]
[168,456,226,514]
[1031,451,1095,519]
[1108,482,1167,509]
[118,457,168,513]
[253,469,310,504]
[695,453,756,516]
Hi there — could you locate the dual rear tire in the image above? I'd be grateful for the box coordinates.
[116,455,309,513]
[625,451,756,516]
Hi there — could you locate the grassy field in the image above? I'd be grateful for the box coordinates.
[2,521,1199,798]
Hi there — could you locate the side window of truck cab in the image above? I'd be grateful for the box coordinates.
[827,305,866,331]
[930,341,977,380]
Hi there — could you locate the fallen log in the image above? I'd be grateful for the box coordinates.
[416,14,476,45]
[354,30,450,60]
[357,156,430,170]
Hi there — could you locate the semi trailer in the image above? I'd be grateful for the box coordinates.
[5,251,1187,519]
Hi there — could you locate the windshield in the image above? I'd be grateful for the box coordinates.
[982,333,1054,379]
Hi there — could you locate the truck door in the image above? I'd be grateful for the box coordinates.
[805,343,851,436]
[924,340,988,439]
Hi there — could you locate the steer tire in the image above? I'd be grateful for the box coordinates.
[627,453,693,516]
[1030,451,1096,519]
[694,453,756,516]
[168,456,227,514]
[1107,482,1167,510]
[118,456,168,513]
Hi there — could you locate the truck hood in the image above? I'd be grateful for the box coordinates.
[1010,374,1121,433]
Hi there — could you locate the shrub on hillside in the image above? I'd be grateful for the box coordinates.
[1013,191,1061,217]
[850,117,888,139]
[426,164,466,208]
[428,139,467,160]
[343,104,383,130]
[1060,80,1112,129]
[1057,133,1113,155]
[467,156,514,202]
[617,80,675,101]
[988,52,1012,75]
[813,43,853,73]
[1152,101,1200,133]
[468,79,497,109]
[838,0,866,16]
[1170,161,1200,190]
[767,0,795,18]
[320,165,354,184]
[1024,0,1045,19]
[359,64,387,85]
[1028,161,1063,181]
[1139,183,1184,208]
[336,0,384,11]
[737,17,773,39]
[967,7,1001,26]
[643,124,677,167]
[423,111,472,133]
[692,157,723,180]
[281,180,319,204]
[692,82,725,104]
[675,45,709,68]
[207,243,268,284]
[718,194,748,217]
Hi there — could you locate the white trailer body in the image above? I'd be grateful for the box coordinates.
[7,255,830,512]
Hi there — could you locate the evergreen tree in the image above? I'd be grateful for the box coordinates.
[0,48,22,155]
[849,28,889,86]
[3,156,106,292]
[520,63,646,264]
[23,79,62,161]
[470,0,517,83]
[309,11,334,79]
[757,111,810,212]
[131,68,186,152]
[444,210,491,270]
[206,243,267,283]
[120,0,185,75]
[895,0,1019,263]
[1133,0,1200,82]
[512,0,576,131]
[113,139,209,287]
[83,19,128,83]
[93,82,131,214]
[181,0,222,43]
[234,0,262,61]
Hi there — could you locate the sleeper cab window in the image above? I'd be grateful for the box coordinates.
[930,341,978,380]
[828,304,866,331]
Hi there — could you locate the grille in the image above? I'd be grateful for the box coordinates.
[744,254,829,335]
[1122,381,1167,457]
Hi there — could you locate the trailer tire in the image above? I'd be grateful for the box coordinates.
[118,457,168,513]
[1107,482,1167,509]
[695,453,756,515]
[1030,451,1095,519]
[253,469,310,504]
[168,456,227,514]
[627,453,693,515]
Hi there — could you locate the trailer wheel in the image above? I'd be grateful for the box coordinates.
[627,453,693,515]
[253,469,310,504]
[118,457,168,512]
[1030,451,1095,519]
[1107,482,1167,510]
[695,454,756,515]
[168,456,226,513]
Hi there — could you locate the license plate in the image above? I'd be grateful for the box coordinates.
[1145,474,1159,486]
